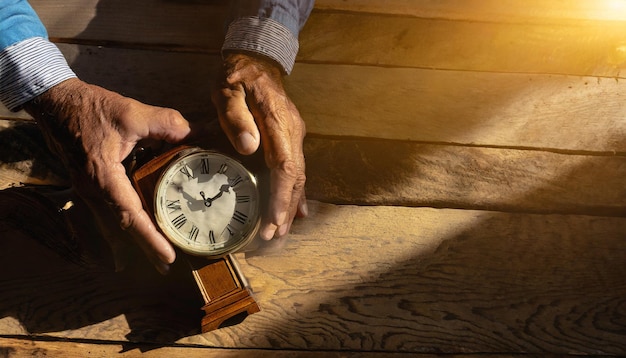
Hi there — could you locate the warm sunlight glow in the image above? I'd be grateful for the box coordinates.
[608,0,626,10]
[602,0,626,19]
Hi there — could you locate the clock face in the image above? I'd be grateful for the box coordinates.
[153,149,260,257]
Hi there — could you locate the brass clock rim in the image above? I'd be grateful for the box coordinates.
[153,147,261,258]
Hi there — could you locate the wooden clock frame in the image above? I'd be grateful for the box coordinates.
[130,146,260,333]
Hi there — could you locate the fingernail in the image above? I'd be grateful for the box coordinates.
[300,201,309,217]
[158,245,176,265]
[277,211,288,226]
[277,224,289,237]
[237,132,257,154]
[260,224,277,241]
[155,261,171,275]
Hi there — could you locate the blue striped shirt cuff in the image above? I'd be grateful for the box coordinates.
[0,37,76,111]
[222,16,299,75]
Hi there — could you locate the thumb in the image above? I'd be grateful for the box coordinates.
[211,83,260,155]
[143,106,192,143]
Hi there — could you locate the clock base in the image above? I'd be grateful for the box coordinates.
[187,254,260,333]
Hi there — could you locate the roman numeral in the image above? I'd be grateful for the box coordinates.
[229,174,243,187]
[200,158,210,174]
[225,224,235,236]
[179,164,193,179]
[171,213,187,230]
[189,225,199,241]
[208,230,216,244]
[166,199,181,213]
[236,195,251,203]
[233,210,248,225]
[218,163,228,174]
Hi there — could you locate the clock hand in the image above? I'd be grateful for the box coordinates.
[200,191,213,207]
[200,185,231,207]
[219,183,231,194]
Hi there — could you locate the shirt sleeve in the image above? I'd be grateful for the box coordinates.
[223,0,315,75]
[0,1,76,111]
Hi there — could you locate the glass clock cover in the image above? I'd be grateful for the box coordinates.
[153,149,260,257]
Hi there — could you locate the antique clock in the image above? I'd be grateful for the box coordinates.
[131,145,261,332]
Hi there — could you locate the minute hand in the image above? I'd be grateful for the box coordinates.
[200,184,231,207]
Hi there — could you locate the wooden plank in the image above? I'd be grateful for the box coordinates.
[55,45,220,119]
[30,0,227,51]
[232,202,626,354]
[0,337,451,358]
[0,109,30,121]
[297,13,626,78]
[315,0,626,22]
[30,2,626,77]
[0,120,68,189]
[1,196,625,354]
[9,340,575,358]
[287,64,626,152]
[0,338,589,358]
[3,118,626,214]
[303,137,626,215]
[2,45,624,153]
[30,0,626,29]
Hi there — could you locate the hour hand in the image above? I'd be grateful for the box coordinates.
[200,191,212,207]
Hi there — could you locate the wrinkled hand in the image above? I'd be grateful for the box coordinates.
[211,52,307,241]
[24,78,191,274]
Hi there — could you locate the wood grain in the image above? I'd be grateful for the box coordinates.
[30,0,227,51]
[0,337,491,358]
[298,12,626,78]
[31,0,626,32]
[303,137,626,215]
[315,0,626,22]
[0,120,68,189]
[0,187,203,343]
[30,2,626,77]
[286,64,626,152]
[195,202,626,354]
[2,2,626,356]
[3,199,622,354]
[3,119,626,215]
[4,45,626,152]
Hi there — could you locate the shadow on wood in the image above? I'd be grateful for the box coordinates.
[0,187,203,347]
[236,201,626,354]
[0,122,69,188]
[304,137,626,216]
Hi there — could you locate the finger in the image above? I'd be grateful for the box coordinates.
[297,191,309,218]
[144,107,191,144]
[258,113,305,239]
[124,102,191,144]
[211,83,260,155]
[248,95,305,239]
[276,165,306,238]
[260,159,298,240]
[274,191,308,238]
[99,162,176,271]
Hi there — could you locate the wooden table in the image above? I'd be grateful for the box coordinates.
[1,1,626,356]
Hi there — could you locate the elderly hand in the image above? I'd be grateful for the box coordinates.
[24,78,191,274]
[211,52,308,241]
